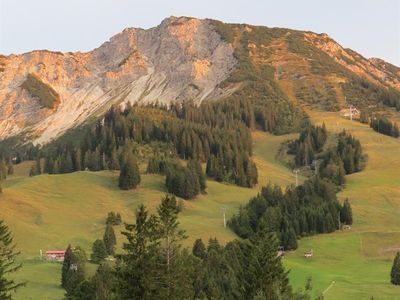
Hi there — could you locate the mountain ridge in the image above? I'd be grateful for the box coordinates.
[0,16,399,144]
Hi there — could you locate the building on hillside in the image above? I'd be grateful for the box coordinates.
[304,249,313,258]
[341,106,360,120]
[46,250,65,261]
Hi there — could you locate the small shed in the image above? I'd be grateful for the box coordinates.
[304,250,313,258]
[343,224,352,230]
[46,250,65,261]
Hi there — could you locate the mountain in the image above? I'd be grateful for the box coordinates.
[1,16,399,144]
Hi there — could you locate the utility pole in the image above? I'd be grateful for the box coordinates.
[349,105,353,121]
[221,207,227,228]
[293,169,299,187]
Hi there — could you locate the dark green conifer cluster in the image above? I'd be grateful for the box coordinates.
[165,160,206,199]
[287,124,328,166]
[288,125,364,186]
[229,177,342,250]
[370,116,399,138]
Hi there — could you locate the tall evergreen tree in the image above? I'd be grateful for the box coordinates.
[118,153,141,190]
[103,225,116,256]
[340,198,353,225]
[156,194,194,299]
[91,239,108,263]
[0,220,24,299]
[248,232,291,299]
[391,252,400,285]
[61,245,73,288]
[192,239,206,259]
[91,263,116,300]
[62,246,87,295]
[115,205,160,299]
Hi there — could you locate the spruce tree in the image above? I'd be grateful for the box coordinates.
[391,252,400,285]
[91,263,115,300]
[103,225,116,256]
[63,246,87,295]
[0,220,24,298]
[156,194,194,299]
[109,148,120,170]
[248,232,291,299]
[116,204,160,299]
[118,153,141,190]
[340,198,353,225]
[61,245,73,288]
[192,239,206,259]
[91,240,108,263]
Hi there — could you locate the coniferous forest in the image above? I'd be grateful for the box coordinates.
[8,101,262,193]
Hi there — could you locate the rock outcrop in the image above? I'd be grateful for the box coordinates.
[0,16,236,144]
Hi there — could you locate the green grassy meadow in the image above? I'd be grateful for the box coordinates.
[1,110,399,299]
[284,110,400,299]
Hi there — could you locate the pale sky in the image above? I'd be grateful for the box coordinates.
[0,0,399,66]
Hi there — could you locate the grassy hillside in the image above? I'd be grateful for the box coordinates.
[210,20,400,114]
[285,109,400,299]
[0,131,297,300]
[1,110,399,299]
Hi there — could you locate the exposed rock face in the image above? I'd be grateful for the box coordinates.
[0,16,236,144]
[1,16,399,144]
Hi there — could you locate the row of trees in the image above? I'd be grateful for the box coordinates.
[370,116,400,138]
[229,176,353,251]
[62,195,312,299]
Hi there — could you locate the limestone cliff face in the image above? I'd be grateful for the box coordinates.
[1,16,399,144]
[0,17,236,144]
